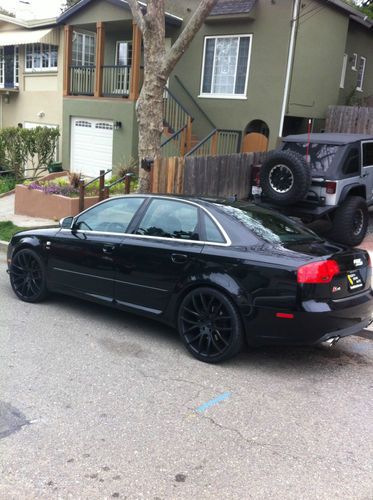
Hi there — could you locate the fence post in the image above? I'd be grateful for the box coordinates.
[124,174,131,194]
[211,131,218,156]
[79,179,85,212]
[98,169,105,201]
[103,185,109,199]
[186,116,192,153]
[180,128,186,156]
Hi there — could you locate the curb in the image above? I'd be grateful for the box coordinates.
[0,240,8,250]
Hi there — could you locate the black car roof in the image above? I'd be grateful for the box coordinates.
[283,133,373,145]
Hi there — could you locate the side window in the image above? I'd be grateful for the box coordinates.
[342,148,359,176]
[136,199,199,240]
[362,142,373,167]
[74,197,144,233]
[202,212,225,243]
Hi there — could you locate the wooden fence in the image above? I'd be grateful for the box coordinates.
[151,152,265,199]
[326,105,373,134]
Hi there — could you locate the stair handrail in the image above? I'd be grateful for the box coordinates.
[78,168,112,212]
[186,129,242,157]
[174,75,216,129]
[164,86,193,121]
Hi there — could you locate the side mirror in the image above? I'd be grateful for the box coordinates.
[59,216,74,229]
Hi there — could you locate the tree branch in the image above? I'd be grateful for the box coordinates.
[162,0,218,77]
[126,0,145,32]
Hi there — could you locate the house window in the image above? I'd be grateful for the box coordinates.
[72,32,95,66]
[14,46,19,85]
[25,43,58,71]
[340,53,348,89]
[356,56,366,91]
[351,53,357,70]
[200,35,252,98]
[0,48,4,87]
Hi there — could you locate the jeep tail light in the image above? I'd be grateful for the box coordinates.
[252,165,261,187]
[325,181,336,194]
[297,260,340,284]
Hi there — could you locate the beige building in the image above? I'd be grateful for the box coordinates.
[0,14,64,158]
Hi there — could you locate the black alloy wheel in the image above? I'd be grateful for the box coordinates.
[178,287,244,363]
[9,249,48,303]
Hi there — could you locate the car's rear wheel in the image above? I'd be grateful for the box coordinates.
[9,248,48,303]
[328,196,368,246]
[259,150,311,205]
[178,287,244,363]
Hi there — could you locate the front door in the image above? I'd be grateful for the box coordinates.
[114,198,204,314]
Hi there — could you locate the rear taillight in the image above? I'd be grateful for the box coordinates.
[252,165,261,187]
[325,181,336,194]
[297,260,340,284]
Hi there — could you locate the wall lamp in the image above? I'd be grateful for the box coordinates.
[114,121,122,130]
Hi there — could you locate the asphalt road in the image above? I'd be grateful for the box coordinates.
[1,250,373,500]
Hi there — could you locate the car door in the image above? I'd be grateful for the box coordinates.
[47,197,145,303]
[361,141,373,203]
[114,198,204,314]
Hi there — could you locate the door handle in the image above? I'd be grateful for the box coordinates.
[171,253,188,264]
[103,244,115,254]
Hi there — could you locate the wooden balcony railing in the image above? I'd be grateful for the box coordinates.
[102,65,131,97]
[70,65,95,96]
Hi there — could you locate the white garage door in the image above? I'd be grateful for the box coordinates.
[71,117,113,178]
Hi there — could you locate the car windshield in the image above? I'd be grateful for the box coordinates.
[215,202,321,245]
[283,142,340,173]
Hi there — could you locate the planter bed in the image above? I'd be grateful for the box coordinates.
[15,184,100,220]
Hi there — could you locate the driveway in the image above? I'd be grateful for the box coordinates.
[0,251,373,499]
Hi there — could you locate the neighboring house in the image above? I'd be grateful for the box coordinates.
[0,14,64,158]
[56,0,372,177]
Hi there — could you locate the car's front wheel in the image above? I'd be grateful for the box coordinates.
[178,287,244,363]
[328,196,368,246]
[9,248,48,303]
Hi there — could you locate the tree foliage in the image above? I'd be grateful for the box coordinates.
[0,127,60,179]
[61,0,80,12]
[344,0,373,18]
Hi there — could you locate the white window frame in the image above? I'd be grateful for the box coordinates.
[340,53,348,89]
[25,43,58,72]
[356,56,366,92]
[199,34,252,100]
[14,46,19,86]
[72,31,96,67]
[0,47,4,88]
[351,53,357,71]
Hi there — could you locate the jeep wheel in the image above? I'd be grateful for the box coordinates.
[328,196,368,246]
[259,150,311,206]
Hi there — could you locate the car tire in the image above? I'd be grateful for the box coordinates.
[9,248,48,303]
[259,150,311,205]
[328,196,368,246]
[178,287,244,363]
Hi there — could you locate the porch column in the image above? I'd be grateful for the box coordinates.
[94,21,105,98]
[129,22,142,101]
[63,25,73,97]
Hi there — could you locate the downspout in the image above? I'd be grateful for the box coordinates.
[278,0,301,138]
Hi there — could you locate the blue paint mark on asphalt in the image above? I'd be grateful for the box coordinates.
[195,392,231,413]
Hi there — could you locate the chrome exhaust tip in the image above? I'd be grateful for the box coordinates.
[322,336,340,348]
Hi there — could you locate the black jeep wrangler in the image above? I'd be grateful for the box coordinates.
[252,133,373,246]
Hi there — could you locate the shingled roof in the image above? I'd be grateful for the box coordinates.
[210,0,257,16]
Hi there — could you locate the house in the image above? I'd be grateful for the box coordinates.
[5,0,372,178]
[0,14,64,158]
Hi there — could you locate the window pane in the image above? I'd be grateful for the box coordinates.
[235,37,250,94]
[33,44,41,68]
[203,213,225,243]
[342,148,359,175]
[137,199,199,240]
[363,143,373,167]
[212,37,238,94]
[26,44,33,69]
[75,197,144,233]
[202,38,215,93]
[50,45,58,67]
[356,57,366,90]
[283,142,340,173]
[42,43,49,68]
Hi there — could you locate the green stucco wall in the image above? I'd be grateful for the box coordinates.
[62,98,138,174]
[288,0,349,119]
[339,20,373,106]
[168,0,293,148]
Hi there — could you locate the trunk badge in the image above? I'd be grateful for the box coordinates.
[353,258,363,267]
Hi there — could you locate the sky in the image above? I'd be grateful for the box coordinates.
[0,0,64,19]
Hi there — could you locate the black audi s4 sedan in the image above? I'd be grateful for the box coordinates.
[7,195,373,363]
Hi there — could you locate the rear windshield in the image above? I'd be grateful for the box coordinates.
[283,142,340,173]
[215,202,321,245]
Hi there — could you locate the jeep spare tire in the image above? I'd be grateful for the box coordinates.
[259,150,311,205]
